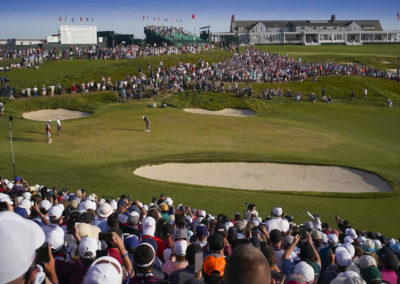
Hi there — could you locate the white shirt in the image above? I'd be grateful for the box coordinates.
[57,118,61,127]
[266,217,290,233]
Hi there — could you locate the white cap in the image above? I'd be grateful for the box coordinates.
[83,256,123,284]
[345,228,357,240]
[118,213,128,224]
[87,194,96,202]
[97,203,113,218]
[142,216,156,236]
[273,207,283,216]
[0,211,45,283]
[79,237,99,259]
[98,199,105,206]
[341,243,355,258]
[110,200,117,211]
[199,210,206,217]
[344,236,354,244]
[294,261,314,283]
[48,204,64,219]
[0,194,13,205]
[374,239,382,250]
[335,246,352,267]
[357,255,377,268]
[18,199,32,216]
[358,236,366,244]
[45,226,65,252]
[7,182,14,190]
[79,200,96,213]
[22,192,32,200]
[129,211,140,218]
[173,240,188,256]
[328,233,339,244]
[165,197,173,206]
[39,199,52,211]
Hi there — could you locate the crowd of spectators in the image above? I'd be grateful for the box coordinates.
[0,175,399,284]
[9,48,398,104]
[145,26,194,39]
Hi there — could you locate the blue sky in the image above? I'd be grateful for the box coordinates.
[0,0,399,39]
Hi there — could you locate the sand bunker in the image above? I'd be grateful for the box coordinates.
[133,162,391,193]
[183,108,256,117]
[23,109,90,121]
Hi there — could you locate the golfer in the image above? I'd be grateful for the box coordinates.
[45,120,52,143]
[56,116,62,136]
[142,116,150,132]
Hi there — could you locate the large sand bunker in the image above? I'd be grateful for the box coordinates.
[133,162,391,193]
[183,108,256,117]
[23,109,91,121]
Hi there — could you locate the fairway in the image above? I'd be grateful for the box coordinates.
[1,44,400,236]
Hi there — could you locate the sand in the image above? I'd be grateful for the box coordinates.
[22,109,91,121]
[183,108,256,117]
[133,162,391,193]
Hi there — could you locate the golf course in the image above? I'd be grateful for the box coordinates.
[1,44,399,236]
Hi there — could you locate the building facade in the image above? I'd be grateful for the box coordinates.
[212,15,399,45]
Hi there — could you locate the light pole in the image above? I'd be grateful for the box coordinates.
[8,116,16,179]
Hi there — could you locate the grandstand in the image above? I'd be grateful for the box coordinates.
[144,25,206,46]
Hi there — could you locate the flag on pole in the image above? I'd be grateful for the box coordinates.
[192,14,195,19]
[80,17,83,22]
[58,16,62,22]
[397,13,400,20]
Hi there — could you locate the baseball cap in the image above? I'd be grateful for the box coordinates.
[14,176,21,182]
[45,226,65,252]
[124,235,139,251]
[160,203,168,212]
[203,255,226,277]
[174,240,188,256]
[97,203,113,218]
[79,237,99,259]
[142,216,156,236]
[48,204,64,219]
[294,261,314,283]
[345,228,358,240]
[335,246,352,267]
[165,197,173,206]
[270,229,283,243]
[0,211,45,283]
[357,255,377,268]
[328,233,339,244]
[273,207,283,216]
[22,192,32,200]
[18,199,32,216]
[196,225,208,237]
[39,199,52,211]
[83,256,123,284]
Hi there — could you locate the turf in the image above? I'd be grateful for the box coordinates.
[1,44,400,236]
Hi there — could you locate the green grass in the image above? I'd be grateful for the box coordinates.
[253,44,400,69]
[1,44,400,236]
[1,88,400,236]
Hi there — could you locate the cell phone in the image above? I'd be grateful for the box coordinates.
[67,220,76,235]
[299,227,306,239]
[194,252,203,272]
[37,243,50,263]
[99,232,113,242]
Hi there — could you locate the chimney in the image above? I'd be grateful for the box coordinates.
[331,14,336,22]
[231,15,235,23]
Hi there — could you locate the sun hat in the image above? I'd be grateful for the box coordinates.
[361,239,375,254]
[18,199,33,216]
[83,256,123,284]
[341,243,355,258]
[0,211,45,283]
[142,216,156,237]
[294,261,314,283]
[174,240,188,256]
[79,237,99,259]
[0,194,13,205]
[165,197,173,206]
[312,229,322,241]
[345,228,358,240]
[76,223,100,240]
[22,192,32,200]
[344,236,354,244]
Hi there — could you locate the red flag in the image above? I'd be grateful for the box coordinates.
[143,16,145,20]
[158,17,160,21]
[398,13,400,20]
[58,16,62,22]
[80,17,83,22]
[192,14,195,19]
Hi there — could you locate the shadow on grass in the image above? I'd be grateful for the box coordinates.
[26,131,44,135]
[112,128,144,132]
[12,137,44,143]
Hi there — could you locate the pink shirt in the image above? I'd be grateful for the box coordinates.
[380,269,398,284]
